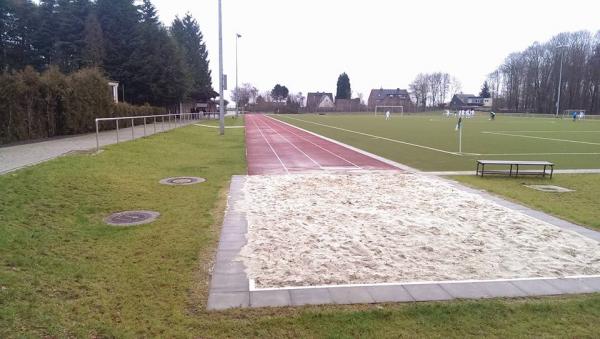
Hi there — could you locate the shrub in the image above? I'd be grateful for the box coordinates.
[0,67,165,144]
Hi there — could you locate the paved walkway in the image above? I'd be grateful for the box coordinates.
[0,119,198,175]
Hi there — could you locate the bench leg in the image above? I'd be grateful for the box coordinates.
[543,165,546,178]
[510,164,513,176]
[551,165,554,179]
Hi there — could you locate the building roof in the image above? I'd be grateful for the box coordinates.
[454,93,476,100]
[369,88,410,98]
[306,92,334,107]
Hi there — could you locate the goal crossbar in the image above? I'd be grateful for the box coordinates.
[375,106,404,115]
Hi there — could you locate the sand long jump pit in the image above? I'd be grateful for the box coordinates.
[208,171,600,309]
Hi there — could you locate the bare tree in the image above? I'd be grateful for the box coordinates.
[489,30,600,114]
[449,76,462,97]
[231,83,258,108]
[411,72,458,110]
[440,73,450,104]
[428,72,442,107]
[410,73,429,110]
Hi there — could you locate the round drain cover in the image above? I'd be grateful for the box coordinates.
[105,210,160,226]
[159,176,206,186]
[524,185,574,193]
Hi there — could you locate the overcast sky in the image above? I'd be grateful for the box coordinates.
[151,0,600,101]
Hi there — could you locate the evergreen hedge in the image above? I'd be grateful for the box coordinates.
[0,67,164,145]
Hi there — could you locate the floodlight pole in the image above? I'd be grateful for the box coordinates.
[235,33,241,118]
[218,0,225,135]
[555,45,567,117]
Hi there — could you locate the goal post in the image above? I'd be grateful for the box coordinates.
[375,106,404,116]
[562,109,586,119]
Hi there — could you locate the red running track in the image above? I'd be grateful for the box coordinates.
[245,114,399,175]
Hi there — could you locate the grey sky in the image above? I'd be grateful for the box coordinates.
[151,0,600,101]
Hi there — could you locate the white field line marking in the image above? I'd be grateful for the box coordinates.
[478,152,600,156]
[248,274,600,291]
[194,123,244,129]
[272,116,419,172]
[258,116,324,169]
[250,116,289,174]
[483,130,600,133]
[482,131,600,146]
[264,115,361,169]
[280,115,462,156]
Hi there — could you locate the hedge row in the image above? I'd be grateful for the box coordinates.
[0,67,165,145]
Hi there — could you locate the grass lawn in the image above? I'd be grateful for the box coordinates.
[273,113,600,171]
[452,174,600,230]
[2,119,600,337]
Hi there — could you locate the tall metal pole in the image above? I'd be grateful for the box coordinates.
[556,46,566,117]
[235,33,239,118]
[218,0,225,135]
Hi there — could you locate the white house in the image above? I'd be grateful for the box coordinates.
[108,81,119,103]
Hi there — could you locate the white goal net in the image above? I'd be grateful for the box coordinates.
[375,106,404,116]
[562,109,586,119]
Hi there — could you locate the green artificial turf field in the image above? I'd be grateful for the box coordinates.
[273,113,600,171]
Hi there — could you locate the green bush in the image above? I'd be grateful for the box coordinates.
[0,67,165,144]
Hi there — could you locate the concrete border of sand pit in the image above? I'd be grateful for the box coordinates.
[207,175,600,311]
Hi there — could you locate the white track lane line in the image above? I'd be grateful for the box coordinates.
[280,115,462,156]
[250,116,289,174]
[257,116,324,169]
[482,131,600,146]
[264,115,361,169]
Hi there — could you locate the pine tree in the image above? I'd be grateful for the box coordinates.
[479,81,491,98]
[82,12,105,67]
[126,5,188,106]
[96,0,139,83]
[336,72,351,99]
[2,0,42,71]
[0,1,10,71]
[171,13,214,101]
[52,0,90,72]
[35,0,59,68]
[139,0,158,24]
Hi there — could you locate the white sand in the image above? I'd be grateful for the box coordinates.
[237,171,600,288]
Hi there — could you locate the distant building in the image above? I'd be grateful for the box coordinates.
[450,94,493,109]
[306,92,334,112]
[334,98,363,112]
[108,81,119,103]
[367,88,412,111]
[172,90,220,113]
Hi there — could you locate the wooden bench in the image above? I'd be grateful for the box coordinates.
[476,160,554,178]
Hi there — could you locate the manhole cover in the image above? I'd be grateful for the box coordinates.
[524,185,574,193]
[104,210,160,226]
[159,177,206,186]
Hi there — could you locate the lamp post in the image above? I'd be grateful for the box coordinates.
[235,33,242,118]
[218,0,225,135]
[555,45,567,117]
